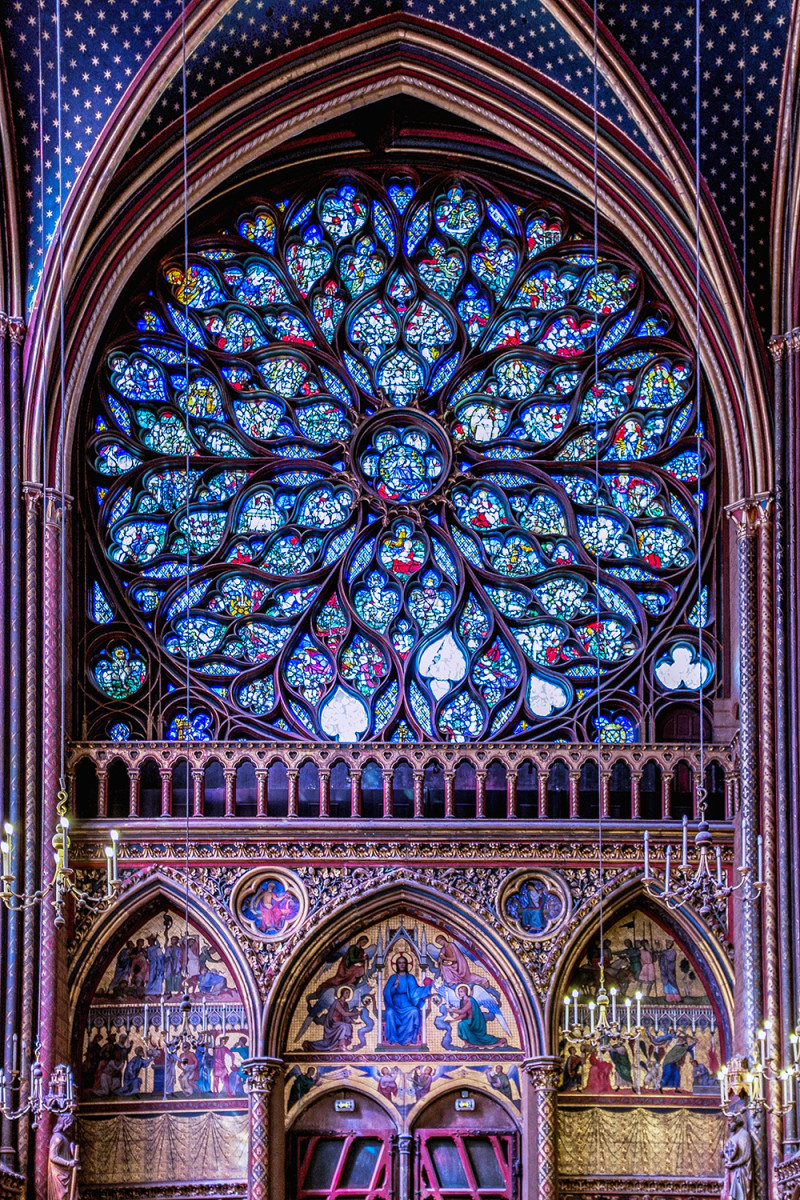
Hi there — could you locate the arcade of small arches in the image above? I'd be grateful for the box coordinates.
[70,742,734,823]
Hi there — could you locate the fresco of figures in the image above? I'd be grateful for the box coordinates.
[559,910,721,1100]
[80,911,249,1103]
[285,916,521,1118]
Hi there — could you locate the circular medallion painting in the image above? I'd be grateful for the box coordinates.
[497,868,570,940]
[232,868,308,941]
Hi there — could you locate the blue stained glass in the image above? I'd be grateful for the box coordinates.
[109,722,131,742]
[323,525,357,564]
[487,202,515,233]
[90,173,711,744]
[137,310,165,333]
[429,353,461,393]
[389,184,415,212]
[490,701,517,734]
[450,527,483,567]
[372,201,395,254]
[594,711,638,743]
[166,581,212,619]
[598,309,637,350]
[669,401,694,444]
[348,538,376,582]
[288,200,315,229]
[409,681,434,736]
[689,586,709,628]
[90,582,115,624]
[431,538,459,582]
[405,204,430,255]
[166,711,214,741]
[290,701,317,734]
[608,350,658,369]
[389,720,417,743]
[343,352,375,394]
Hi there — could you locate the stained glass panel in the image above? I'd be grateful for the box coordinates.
[83,171,715,742]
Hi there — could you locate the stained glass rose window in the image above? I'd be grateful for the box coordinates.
[84,172,714,743]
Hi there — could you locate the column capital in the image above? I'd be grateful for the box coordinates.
[768,334,787,361]
[243,1056,283,1096]
[7,317,25,345]
[521,1056,562,1091]
[725,493,773,538]
[0,313,7,338]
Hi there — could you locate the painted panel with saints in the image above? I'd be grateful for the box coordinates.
[78,910,249,1105]
[558,910,723,1102]
[285,915,522,1120]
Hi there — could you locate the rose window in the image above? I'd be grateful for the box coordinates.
[84,172,714,744]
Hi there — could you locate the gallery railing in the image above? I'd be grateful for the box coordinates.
[68,741,737,823]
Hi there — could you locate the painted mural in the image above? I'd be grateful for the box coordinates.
[233,868,308,941]
[558,910,721,1100]
[79,910,249,1103]
[285,915,522,1119]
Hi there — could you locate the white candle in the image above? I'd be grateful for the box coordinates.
[757,1029,766,1066]
[625,998,632,1032]
[781,1071,790,1108]
[741,830,747,871]
[643,830,650,879]
[635,990,642,1029]
[60,817,69,873]
[563,996,570,1033]
[1,839,10,882]
[3,822,13,888]
[588,1002,595,1033]
[160,996,166,1031]
[202,999,207,1032]
[11,1035,18,1073]
[572,990,579,1027]
[0,1068,6,1110]
[790,1033,799,1064]
[144,1004,149,1034]
[757,835,763,885]
[665,845,672,892]
[718,1070,725,1105]
[610,988,617,1023]
[104,846,114,895]
[110,829,119,881]
[681,815,688,867]
[715,845,722,885]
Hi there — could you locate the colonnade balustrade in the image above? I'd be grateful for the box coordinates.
[68,741,736,824]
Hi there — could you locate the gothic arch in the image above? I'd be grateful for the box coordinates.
[24,15,768,505]
[68,870,262,1040]
[263,879,543,1059]
[547,880,733,1056]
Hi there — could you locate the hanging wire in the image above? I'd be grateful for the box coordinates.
[694,0,706,816]
[181,0,192,976]
[591,0,605,984]
[35,0,48,1057]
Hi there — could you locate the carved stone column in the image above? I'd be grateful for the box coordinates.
[243,1057,283,1200]
[523,1058,561,1200]
[397,1133,413,1200]
[727,497,771,1052]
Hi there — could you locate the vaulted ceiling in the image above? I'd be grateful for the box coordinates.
[1,0,791,332]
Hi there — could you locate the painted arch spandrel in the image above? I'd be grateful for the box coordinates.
[82,171,717,743]
[559,909,723,1102]
[79,910,249,1104]
[283,915,523,1122]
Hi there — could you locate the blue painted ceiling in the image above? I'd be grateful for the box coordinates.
[2,0,790,329]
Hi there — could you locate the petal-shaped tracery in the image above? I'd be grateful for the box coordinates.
[84,171,714,742]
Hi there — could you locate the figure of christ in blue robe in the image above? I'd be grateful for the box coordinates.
[383,956,432,1046]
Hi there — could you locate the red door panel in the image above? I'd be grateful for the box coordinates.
[295,1132,392,1200]
[417,1131,515,1200]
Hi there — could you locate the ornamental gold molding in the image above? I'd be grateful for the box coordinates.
[69,853,730,1001]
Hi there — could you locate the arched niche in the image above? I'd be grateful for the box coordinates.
[267,888,537,1130]
[71,889,257,1106]
[551,899,731,1104]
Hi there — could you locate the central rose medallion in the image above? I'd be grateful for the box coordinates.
[352,412,452,505]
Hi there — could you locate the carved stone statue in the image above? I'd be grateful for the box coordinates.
[48,1112,80,1200]
[721,1108,754,1200]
